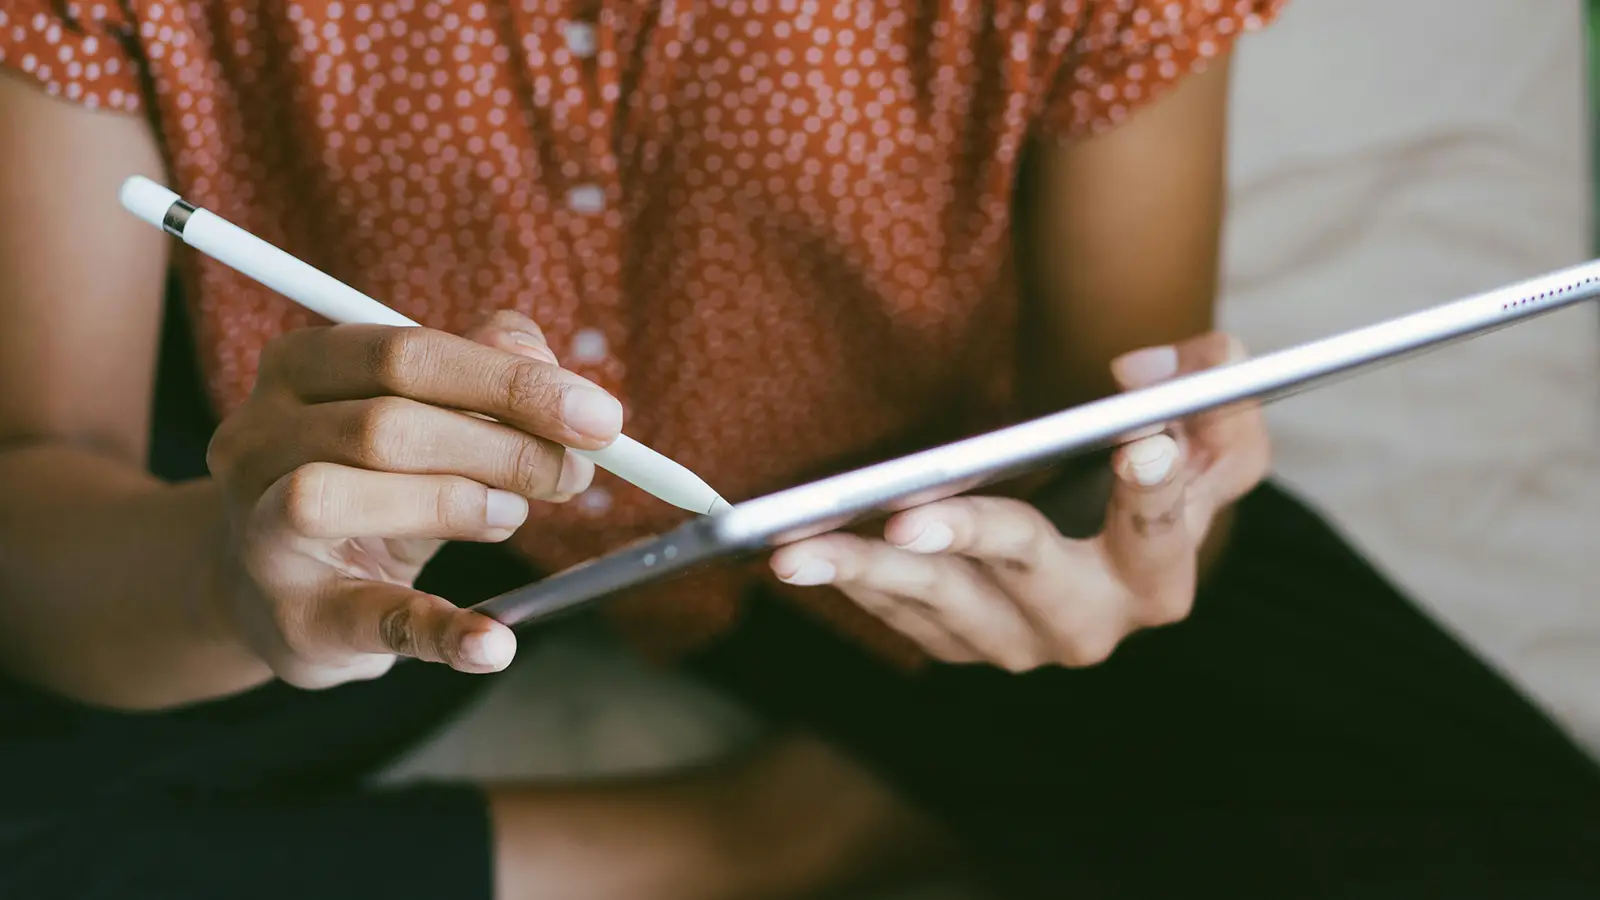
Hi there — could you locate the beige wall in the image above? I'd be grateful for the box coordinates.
[1224,0,1600,752]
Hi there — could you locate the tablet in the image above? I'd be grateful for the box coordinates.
[472,260,1600,629]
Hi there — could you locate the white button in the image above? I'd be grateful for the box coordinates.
[562,21,597,59]
[566,184,605,215]
[576,486,612,516]
[570,328,609,363]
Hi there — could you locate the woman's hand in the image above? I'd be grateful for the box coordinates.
[206,311,612,689]
[770,332,1271,671]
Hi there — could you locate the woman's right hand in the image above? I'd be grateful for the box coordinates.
[205,310,617,689]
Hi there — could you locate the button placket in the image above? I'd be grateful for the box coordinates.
[561,20,597,60]
[565,182,606,215]
[552,2,628,515]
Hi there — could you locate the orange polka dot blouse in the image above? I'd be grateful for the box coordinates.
[1,0,1284,665]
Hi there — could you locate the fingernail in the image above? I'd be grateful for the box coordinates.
[555,451,594,497]
[562,387,624,441]
[485,489,529,529]
[460,628,516,670]
[509,332,559,365]
[778,558,836,586]
[897,521,953,554]
[1113,346,1179,388]
[1123,434,1180,486]
[1225,335,1248,362]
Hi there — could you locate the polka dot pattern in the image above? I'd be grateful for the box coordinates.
[1,0,1284,665]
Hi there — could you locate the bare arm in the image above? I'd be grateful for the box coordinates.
[1018,59,1230,410]
[1017,57,1241,569]
[0,75,271,709]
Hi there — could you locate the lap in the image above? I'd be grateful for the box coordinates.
[685,481,1600,897]
[4,785,491,900]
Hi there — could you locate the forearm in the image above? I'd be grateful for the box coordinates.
[0,441,270,710]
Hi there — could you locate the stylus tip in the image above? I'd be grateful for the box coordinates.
[707,497,733,516]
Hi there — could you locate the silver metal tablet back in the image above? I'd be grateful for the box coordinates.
[475,260,1600,629]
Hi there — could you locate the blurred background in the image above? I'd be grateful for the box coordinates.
[381,0,1600,850]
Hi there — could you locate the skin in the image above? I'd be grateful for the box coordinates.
[769,56,1271,671]
[0,47,1263,899]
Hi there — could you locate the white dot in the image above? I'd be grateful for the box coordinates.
[577,486,612,515]
[566,183,606,215]
[562,21,597,59]
[570,328,608,362]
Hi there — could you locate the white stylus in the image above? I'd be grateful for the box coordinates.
[119,176,732,517]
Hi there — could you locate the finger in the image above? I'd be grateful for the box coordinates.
[308,397,590,501]
[772,532,936,593]
[550,452,595,502]
[461,310,559,366]
[264,462,530,542]
[837,586,983,664]
[1108,344,1184,449]
[772,535,1046,671]
[1110,344,1180,391]
[1112,334,1269,509]
[884,496,1061,570]
[236,397,588,503]
[1110,332,1243,391]
[1103,432,1198,615]
[307,580,517,673]
[267,325,622,449]
[1178,336,1271,507]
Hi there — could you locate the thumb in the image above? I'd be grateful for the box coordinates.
[307,580,518,674]
[1102,432,1197,610]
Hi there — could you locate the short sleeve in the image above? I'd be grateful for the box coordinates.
[0,0,143,112]
[1044,0,1287,139]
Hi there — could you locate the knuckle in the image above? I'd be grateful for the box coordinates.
[366,328,430,393]
[508,438,562,497]
[500,360,562,418]
[347,397,416,467]
[378,596,440,659]
[378,600,421,657]
[433,477,490,532]
[277,463,337,536]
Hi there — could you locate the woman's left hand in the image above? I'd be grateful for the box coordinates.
[770,332,1271,671]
